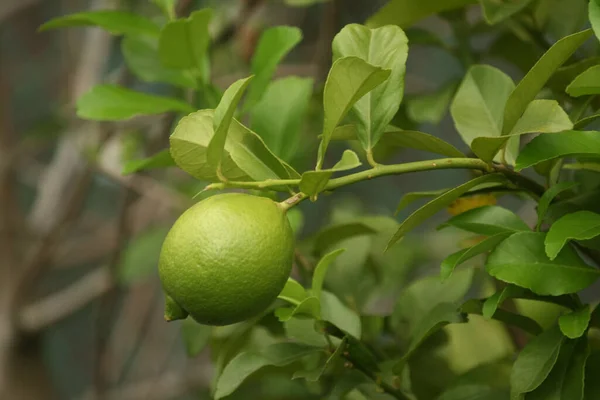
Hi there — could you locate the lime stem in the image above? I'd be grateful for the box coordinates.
[278,192,307,212]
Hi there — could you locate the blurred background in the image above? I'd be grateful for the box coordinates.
[1,0,597,399]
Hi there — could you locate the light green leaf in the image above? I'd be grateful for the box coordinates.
[122,35,196,88]
[440,233,512,281]
[486,232,600,296]
[245,26,303,108]
[387,174,507,249]
[567,65,600,96]
[118,227,169,284]
[293,337,346,382]
[471,100,573,162]
[278,278,307,305]
[208,76,254,169]
[366,0,476,28]
[39,10,160,36]
[480,0,534,24]
[407,81,458,124]
[312,249,346,300]
[311,216,395,255]
[321,291,361,339]
[77,85,193,121]
[439,205,530,235]
[182,318,211,357]
[515,130,600,171]
[170,110,295,182]
[214,342,322,399]
[545,211,600,260]
[392,302,466,374]
[332,24,408,149]
[250,77,313,161]
[275,296,321,321]
[300,150,361,198]
[158,9,212,73]
[590,0,600,43]
[317,57,391,169]
[559,306,591,339]
[483,285,526,319]
[284,317,327,347]
[122,149,175,175]
[152,0,176,19]
[511,325,565,398]
[536,182,579,230]
[503,29,592,135]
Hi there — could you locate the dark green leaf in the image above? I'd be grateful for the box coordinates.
[560,337,589,400]
[214,342,322,399]
[300,150,361,198]
[118,227,169,284]
[122,149,175,175]
[546,211,600,259]
[437,385,508,400]
[407,81,458,124]
[321,291,362,339]
[284,0,330,6]
[486,232,600,296]
[293,337,346,381]
[379,129,466,157]
[461,298,543,336]
[208,76,254,169]
[563,162,600,172]
[574,112,600,129]
[503,29,592,135]
[312,249,346,300]
[511,325,565,398]
[366,0,476,28]
[395,189,449,214]
[559,305,591,339]
[440,233,512,281]
[332,24,408,149]
[312,216,395,255]
[182,318,211,357]
[250,77,313,161]
[387,174,507,249]
[277,278,307,305]
[567,65,600,96]
[439,205,530,235]
[584,351,600,399]
[536,182,580,230]
[77,85,193,121]
[317,57,391,168]
[482,285,526,319]
[480,0,534,24]
[515,130,600,171]
[244,26,303,108]
[39,10,160,36]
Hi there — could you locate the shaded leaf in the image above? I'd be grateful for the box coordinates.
[39,10,159,36]
[395,189,449,214]
[407,81,458,124]
[300,150,361,198]
[311,216,396,255]
[462,298,543,336]
[439,205,530,235]
[486,232,600,296]
[536,182,580,230]
[379,129,466,157]
[122,149,175,175]
[312,249,346,300]
[559,305,591,339]
[152,0,176,19]
[321,291,362,339]
[77,85,193,121]
[483,285,526,319]
[590,0,600,44]
[584,351,600,399]
[182,318,211,357]
[366,0,476,28]
[546,211,600,259]
[278,278,307,305]
[480,0,534,24]
[284,317,327,347]
[293,337,346,381]
[567,65,600,96]
[275,296,321,321]
[437,385,507,400]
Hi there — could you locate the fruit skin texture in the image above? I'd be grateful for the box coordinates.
[159,193,294,326]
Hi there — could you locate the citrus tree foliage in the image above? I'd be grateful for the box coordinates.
[44,0,600,399]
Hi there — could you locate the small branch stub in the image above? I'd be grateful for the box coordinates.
[278,192,307,212]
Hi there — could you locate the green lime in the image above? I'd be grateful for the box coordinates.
[159,193,294,326]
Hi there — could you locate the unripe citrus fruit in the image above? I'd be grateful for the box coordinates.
[158,193,294,326]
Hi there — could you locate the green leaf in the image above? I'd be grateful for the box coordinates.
[332,24,408,149]
[482,285,526,319]
[152,0,176,19]
[574,112,600,129]
[395,189,449,214]
[214,342,322,399]
[311,216,394,255]
[118,227,169,284]
[590,0,600,43]
[77,85,193,121]
[317,57,391,169]
[122,35,196,88]
[563,162,600,172]
[293,337,346,382]
[560,337,589,400]
[250,77,313,161]
[393,302,466,374]
[511,325,565,398]
[300,150,361,198]
[407,81,458,124]
[170,110,295,182]
[440,233,512,281]
[182,318,211,357]
[284,0,329,5]
[515,130,600,171]
[379,129,466,157]
[471,100,573,162]
[566,65,600,96]
[559,306,591,339]
[461,298,543,336]
[244,26,303,109]
[437,385,508,400]
[284,317,327,347]
[546,211,600,260]
[366,0,476,28]
[321,291,361,339]
[536,182,580,230]
[275,296,321,321]
[503,29,592,135]
[122,149,175,175]
[39,10,160,36]
[387,174,507,249]
[158,9,212,73]
[278,278,307,305]
[207,76,254,170]
[486,232,600,296]
[312,249,346,300]
[439,205,530,235]
[450,65,515,150]
[479,0,534,24]
[584,351,600,399]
